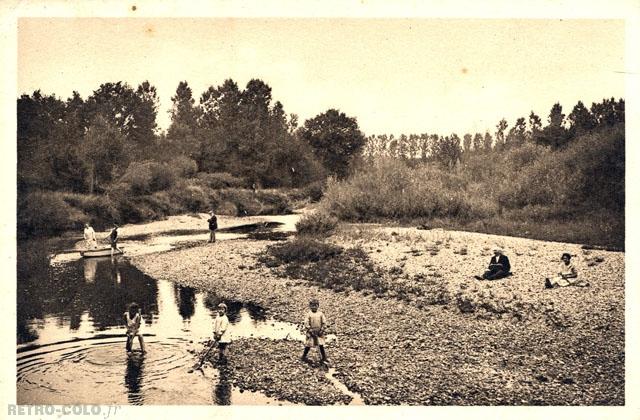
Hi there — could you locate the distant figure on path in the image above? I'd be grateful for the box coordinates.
[110,224,123,256]
[208,211,218,243]
[83,223,97,249]
[545,253,589,288]
[213,303,230,362]
[125,302,146,354]
[475,248,511,280]
[301,298,329,364]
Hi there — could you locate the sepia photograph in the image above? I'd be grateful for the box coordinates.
[5,0,640,416]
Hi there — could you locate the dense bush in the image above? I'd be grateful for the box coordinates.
[255,190,292,214]
[287,180,325,204]
[215,201,238,216]
[119,161,178,195]
[497,125,624,211]
[324,125,623,222]
[169,181,212,213]
[213,189,292,216]
[170,156,198,178]
[321,158,487,221]
[295,212,338,236]
[62,193,120,229]
[18,191,88,237]
[195,172,248,189]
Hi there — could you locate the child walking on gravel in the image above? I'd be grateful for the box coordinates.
[301,298,329,364]
[124,302,146,353]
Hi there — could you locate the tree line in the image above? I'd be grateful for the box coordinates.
[362,98,625,169]
[18,79,368,197]
[16,77,624,241]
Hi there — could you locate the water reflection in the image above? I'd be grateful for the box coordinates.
[174,285,196,320]
[124,353,145,405]
[17,222,309,406]
[214,366,233,405]
[83,258,97,283]
[17,243,159,345]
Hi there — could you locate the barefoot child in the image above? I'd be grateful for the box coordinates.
[213,303,230,361]
[124,303,146,353]
[301,298,328,364]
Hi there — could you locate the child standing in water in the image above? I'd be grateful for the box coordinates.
[124,303,146,353]
[301,298,329,364]
[213,303,230,362]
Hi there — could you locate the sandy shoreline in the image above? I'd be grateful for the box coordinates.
[130,222,624,405]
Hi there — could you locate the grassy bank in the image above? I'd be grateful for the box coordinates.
[17,180,322,238]
[319,125,624,248]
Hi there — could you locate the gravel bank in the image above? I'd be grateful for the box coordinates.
[131,225,624,405]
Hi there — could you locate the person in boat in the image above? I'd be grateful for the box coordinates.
[545,253,589,288]
[124,302,146,353]
[110,224,123,256]
[83,223,97,249]
[475,248,511,280]
[207,211,218,243]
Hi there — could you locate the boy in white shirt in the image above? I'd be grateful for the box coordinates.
[213,303,230,362]
[301,298,328,364]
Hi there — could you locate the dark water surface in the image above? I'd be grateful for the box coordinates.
[17,239,303,405]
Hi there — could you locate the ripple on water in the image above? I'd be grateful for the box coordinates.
[17,338,296,406]
[17,339,210,405]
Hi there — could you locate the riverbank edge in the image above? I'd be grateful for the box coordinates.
[130,225,625,406]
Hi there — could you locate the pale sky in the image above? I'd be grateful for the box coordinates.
[18,18,625,136]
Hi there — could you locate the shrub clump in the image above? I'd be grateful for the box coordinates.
[266,238,343,264]
[295,212,338,236]
[18,191,88,237]
[62,193,120,229]
[214,189,292,216]
[195,172,248,189]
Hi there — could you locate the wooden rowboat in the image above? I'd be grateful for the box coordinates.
[80,247,125,258]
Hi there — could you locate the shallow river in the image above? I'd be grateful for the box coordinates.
[17,219,309,405]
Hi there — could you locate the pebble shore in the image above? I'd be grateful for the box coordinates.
[131,222,624,405]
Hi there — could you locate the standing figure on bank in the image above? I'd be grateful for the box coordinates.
[124,302,146,354]
[545,253,589,288]
[475,248,511,280]
[110,224,123,256]
[301,298,329,364]
[208,211,218,243]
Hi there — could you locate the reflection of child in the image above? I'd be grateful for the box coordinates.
[124,303,146,353]
[213,303,230,361]
[301,298,328,364]
[545,253,589,288]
